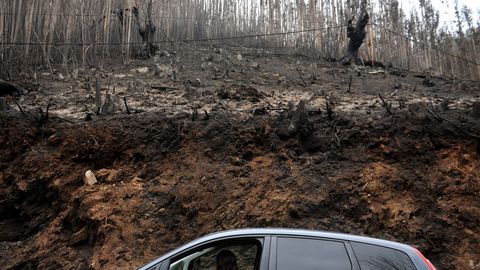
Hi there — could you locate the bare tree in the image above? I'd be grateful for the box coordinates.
[133,0,157,58]
[340,0,370,65]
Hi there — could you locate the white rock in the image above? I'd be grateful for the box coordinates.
[159,50,170,57]
[200,62,212,70]
[114,74,127,79]
[236,54,243,61]
[84,170,98,185]
[154,64,173,78]
[136,67,149,74]
[191,78,202,87]
[58,73,65,80]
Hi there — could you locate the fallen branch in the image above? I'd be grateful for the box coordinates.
[426,107,442,122]
[151,85,180,91]
[378,93,393,115]
[296,68,307,87]
[14,100,27,117]
[123,97,131,114]
[427,106,480,139]
[413,74,428,79]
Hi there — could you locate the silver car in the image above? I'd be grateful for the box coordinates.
[139,228,437,270]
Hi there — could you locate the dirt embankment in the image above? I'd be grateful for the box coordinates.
[1,45,480,269]
[1,102,479,269]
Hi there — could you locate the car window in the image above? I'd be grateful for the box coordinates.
[276,237,352,270]
[351,242,417,270]
[169,243,258,270]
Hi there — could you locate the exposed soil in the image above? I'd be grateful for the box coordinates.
[1,45,480,269]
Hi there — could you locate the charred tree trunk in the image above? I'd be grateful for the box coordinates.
[340,0,369,65]
[134,0,157,59]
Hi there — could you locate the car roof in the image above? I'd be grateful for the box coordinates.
[197,228,413,250]
[140,228,416,270]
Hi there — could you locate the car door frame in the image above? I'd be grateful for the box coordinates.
[268,235,361,270]
[156,234,271,270]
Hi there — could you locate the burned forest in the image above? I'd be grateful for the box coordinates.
[1,0,480,269]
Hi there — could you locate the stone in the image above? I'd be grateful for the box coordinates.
[58,73,65,81]
[70,226,88,245]
[154,64,173,78]
[114,74,127,79]
[236,54,243,61]
[96,169,121,183]
[136,67,149,74]
[191,78,202,87]
[84,170,97,185]
[127,81,135,92]
[201,62,212,70]
[159,50,170,57]
[251,61,260,69]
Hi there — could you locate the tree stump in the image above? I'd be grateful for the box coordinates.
[288,100,308,135]
[0,97,8,111]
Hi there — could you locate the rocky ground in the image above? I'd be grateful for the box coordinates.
[1,44,480,269]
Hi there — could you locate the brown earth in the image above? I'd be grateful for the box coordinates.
[1,45,480,269]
